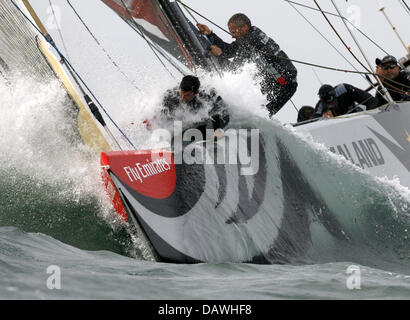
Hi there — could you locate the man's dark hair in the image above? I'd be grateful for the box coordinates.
[318,84,336,103]
[297,106,315,122]
[180,75,200,92]
[228,13,252,27]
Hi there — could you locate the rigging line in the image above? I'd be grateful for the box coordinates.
[283,0,390,55]
[151,0,196,70]
[399,0,410,18]
[183,3,198,23]
[177,2,224,77]
[330,0,395,105]
[313,0,373,75]
[177,0,389,92]
[180,0,402,95]
[306,2,410,93]
[119,0,183,80]
[9,0,136,149]
[121,12,187,76]
[311,67,323,85]
[152,10,407,93]
[378,72,410,91]
[378,78,410,96]
[177,0,401,92]
[364,80,410,97]
[151,2,410,93]
[345,94,376,115]
[180,0,212,45]
[277,56,369,75]
[179,0,378,89]
[182,4,212,46]
[289,98,299,113]
[134,27,187,77]
[127,21,180,81]
[65,0,141,91]
[400,0,410,14]
[48,0,71,61]
[125,20,181,80]
[287,0,372,87]
[272,49,410,91]
[176,0,231,36]
[302,2,379,92]
[285,0,341,18]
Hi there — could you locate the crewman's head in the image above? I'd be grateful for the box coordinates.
[297,106,315,122]
[375,55,400,80]
[228,13,251,40]
[179,75,200,103]
[318,84,337,117]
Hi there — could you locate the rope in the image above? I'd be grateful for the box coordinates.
[378,77,410,96]
[289,98,299,113]
[345,94,376,115]
[178,0,409,99]
[284,0,390,55]
[181,1,199,24]
[9,0,136,149]
[315,0,409,97]
[287,0,374,88]
[127,20,186,78]
[176,0,409,92]
[65,0,141,91]
[313,0,373,76]
[119,0,182,80]
[399,0,410,16]
[48,0,71,61]
[176,0,231,36]
[175,1,224,77]
[180,0,390,56]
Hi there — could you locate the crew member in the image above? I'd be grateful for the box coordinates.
[159,75,229,136]
[374,55,410,106]
[315,83,379,118]
[297,106,315,123]
[197,13,298,117]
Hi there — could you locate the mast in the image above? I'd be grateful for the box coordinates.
[377,0,410,55]
[20,0,53,42]
[16,0,123,150]
[330,0,394,104]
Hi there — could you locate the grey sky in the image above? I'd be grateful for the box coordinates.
[30,0,409,124]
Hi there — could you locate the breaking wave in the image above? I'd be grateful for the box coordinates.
[0,75,150,259]
[1,68,409,274]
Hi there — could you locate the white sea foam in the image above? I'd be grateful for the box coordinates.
[0,76,122,224]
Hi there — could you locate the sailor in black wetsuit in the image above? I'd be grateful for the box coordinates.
[197,13,298,117]
[160,75,229,138]
[314,84,379,118]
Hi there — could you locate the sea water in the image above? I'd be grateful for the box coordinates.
[1,71,410,300]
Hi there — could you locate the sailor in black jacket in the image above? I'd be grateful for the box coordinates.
[197,13,298,117]
[315,84,379,118]
[374,55,410,106]
[160,75,229,136]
